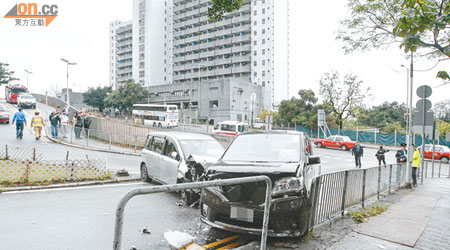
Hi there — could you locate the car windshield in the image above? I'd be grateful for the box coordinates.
[222,134,301,163]
[341,136,352,142]
[443,146,450,152]
[179,140,224,158]
[0,105,7,111]
[20,95,33,99]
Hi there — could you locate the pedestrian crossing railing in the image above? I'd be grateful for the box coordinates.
[310,163,410,228]
[0,144,107,184]
[422,159,450,179]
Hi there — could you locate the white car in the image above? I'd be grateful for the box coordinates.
[17,94,36,109]
[140,132,225,185]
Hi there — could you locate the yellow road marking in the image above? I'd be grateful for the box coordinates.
[216,241,241,250]
[202,235,239,249]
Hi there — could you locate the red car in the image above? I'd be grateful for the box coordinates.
[417,145,450,163]
[314,135,357,151]
[0,104,10,124]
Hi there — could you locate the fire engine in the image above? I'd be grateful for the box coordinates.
[5,84,27,104]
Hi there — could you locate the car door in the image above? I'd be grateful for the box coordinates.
[323,136,335,147]
[159,138,181,184]
[423,145,432,159]
[147,136,165,180]
[334,137,344,148]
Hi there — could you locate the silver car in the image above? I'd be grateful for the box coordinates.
[140,132,225,185]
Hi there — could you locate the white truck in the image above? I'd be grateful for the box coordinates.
[17,94,36,109]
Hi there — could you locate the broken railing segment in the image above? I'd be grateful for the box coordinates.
[113,176,272,250]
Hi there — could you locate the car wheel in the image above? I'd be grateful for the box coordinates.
[317,142,323,148]
[140,163,151,182]
[341,145,348,151]
[158,123,162,128]
[152,122,156,127]
[440,156,449,163]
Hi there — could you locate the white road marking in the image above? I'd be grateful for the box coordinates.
[2,182,147,194]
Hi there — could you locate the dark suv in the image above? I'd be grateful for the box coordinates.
[200,131,320,237]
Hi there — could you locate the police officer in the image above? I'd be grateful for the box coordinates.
[31,110,45,140]
[395,143,408,163]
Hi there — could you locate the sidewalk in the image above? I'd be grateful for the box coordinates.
[328,178,450,250]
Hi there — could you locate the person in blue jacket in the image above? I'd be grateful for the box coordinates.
[12,108,27,139]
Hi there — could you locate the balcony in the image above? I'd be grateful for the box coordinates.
[202,50,215,57]
[174,38,185,46]
[232,55,251,63]
[200,42,213,50]
[232,25,250,34]
[185,36,199,44]
[174,21,185,30]
[232,34,251,43]
[173,56,186,63]
[186,17,200,27]
[215,68,232,75]
[215,38,231,47]
[232,15,249,23]
[215,47,232,56]
[173,74,186,81]
[173,64,186,71]
[216,29,232,37]
[200,32,215,40]
[173,29,186,38]
[214,58,232,66]
[232,44,251,53]
[186,1,199,9]
[232,65,251,74]
[186,53,200,60]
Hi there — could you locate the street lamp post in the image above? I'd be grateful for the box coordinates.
[401,53,414,174]
[60,58,77,109]
[24,69,32,91]
[196,63,207,124]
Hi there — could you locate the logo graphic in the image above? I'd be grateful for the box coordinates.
[3,3,58,27]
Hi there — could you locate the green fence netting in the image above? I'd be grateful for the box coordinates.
[296,125,450,147]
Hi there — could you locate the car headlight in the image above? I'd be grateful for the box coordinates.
[272,177,304,197]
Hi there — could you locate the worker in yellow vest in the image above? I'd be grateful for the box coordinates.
[31,110,45,140]
[411,144,421,187]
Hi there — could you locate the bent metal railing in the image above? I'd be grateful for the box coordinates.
[310,163,410,228]
[113,176,272,250]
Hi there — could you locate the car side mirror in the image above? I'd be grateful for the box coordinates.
[308,155,321,165]
[171,151,180,161]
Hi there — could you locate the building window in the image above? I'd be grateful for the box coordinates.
[262,60,265,65]
[253,72,257,77]
[253,51,257,56]
[262,29,265,34]
[254,10,257,15]
[253,61,257,66]
[262,49,265,55]
[253,40,257,45]
[262,8,265,14]
[262,71,266,76]
[254,21,257,25]
[262,39,265,44]
[253,30,257,36]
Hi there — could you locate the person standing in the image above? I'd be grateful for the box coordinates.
[411,144,421,187]
[74,112,83,139]
[12,108,27,139]
[375,145,389,166]
[49,111,60,138]
[83,112,91,138]
[31,110,45,140]
[60,111,69,138]
[352,141,364,168]
[395,143,408,163]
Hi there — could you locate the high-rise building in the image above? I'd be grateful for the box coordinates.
[110,0,289,110]
[172,0,288,110]
[132,0,173,88]
[109,20,133,90]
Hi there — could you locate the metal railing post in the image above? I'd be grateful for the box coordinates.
[438,160,442,178]
[425,160,428,178]
[377,165,381,199]
[112,176,272,250]
[388,164,392,194]
[310,176,321,229]
[134,135,137,152]
[362,169,366,207]
[341,171,349,216]
[70,126,73,144]
[109,131,112,150]
[86,129,90,147]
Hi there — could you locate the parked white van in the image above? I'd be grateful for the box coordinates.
[212,121,249,136]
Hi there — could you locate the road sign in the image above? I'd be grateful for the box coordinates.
[412,125,437,137]
[417,85,432,98]
[413,111,434,126]
[318,109,325,126]
[416,99,432,111]
[446,132,450,142]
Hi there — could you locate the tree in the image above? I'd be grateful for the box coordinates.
[338,0,450,81]
[319,71,369,130]
[433,99,450,122]
[104,80,148,115]
[207,0,244,22]
[359,101,408,131]
[278,89,319,128]
[83,86,112,112]
[0,62,19,85]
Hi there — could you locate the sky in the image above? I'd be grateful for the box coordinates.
[0,0,449,107]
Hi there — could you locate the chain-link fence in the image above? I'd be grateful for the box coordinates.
[0,144,107,184]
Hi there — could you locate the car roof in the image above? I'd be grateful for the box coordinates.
[240,130,304,136]
[217,120,247,125]
[147,131,216,141]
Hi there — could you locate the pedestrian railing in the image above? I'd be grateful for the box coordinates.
[0,144,107,184]
[113,176,272,250]
[310,163,410,227]
[422,159,450,178]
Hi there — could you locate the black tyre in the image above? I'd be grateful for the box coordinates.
[158,123,162,128]
[152,122,156,127]
[317,142,323,148]
[341,145,348,151]
[140,163,151,182]
[440,156,449,163]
